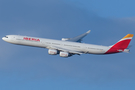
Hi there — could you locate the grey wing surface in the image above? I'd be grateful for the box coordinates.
[48,46,83,55]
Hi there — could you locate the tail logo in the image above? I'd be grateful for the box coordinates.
[105,34,134,54]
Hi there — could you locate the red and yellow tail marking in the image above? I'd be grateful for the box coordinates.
[122,34,134,39]
[105,34,134,54]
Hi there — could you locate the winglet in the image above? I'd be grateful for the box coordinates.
[86,30,91,34]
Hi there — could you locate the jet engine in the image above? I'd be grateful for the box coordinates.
[48,49,58,55]
[59,51,73,57]
[60,52,69,57]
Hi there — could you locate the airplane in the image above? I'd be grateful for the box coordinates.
[2,30,134,57]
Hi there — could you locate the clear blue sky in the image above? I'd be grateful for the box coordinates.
[0,0,135,90]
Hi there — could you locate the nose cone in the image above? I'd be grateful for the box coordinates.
[2,36,12,43]
[2,37,5,41]
[2,37,8,42]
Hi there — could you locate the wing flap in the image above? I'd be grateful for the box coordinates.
[48,46,83,54]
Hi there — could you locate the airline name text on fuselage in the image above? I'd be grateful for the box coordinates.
[23,37,40,42]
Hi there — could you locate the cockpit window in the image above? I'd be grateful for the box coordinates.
[5,36,8,38]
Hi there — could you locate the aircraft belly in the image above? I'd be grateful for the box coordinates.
[88,50,105,54]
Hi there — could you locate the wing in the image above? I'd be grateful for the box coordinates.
[47,46,83,55]
[61,30,91,42]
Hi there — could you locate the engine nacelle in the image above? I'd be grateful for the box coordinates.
[60,52,69,57]
[48,49,58,55]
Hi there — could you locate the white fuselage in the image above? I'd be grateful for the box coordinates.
[2,35,110,55]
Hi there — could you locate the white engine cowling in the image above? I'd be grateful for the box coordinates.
[60,52,69,57]
[48,49,58,55]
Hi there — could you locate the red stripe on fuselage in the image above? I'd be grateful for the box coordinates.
[105,39,131,54]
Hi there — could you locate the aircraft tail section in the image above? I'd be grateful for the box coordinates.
[105,34,134,54]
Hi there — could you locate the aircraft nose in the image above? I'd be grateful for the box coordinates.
[2,37,7,41]
[2,37,5,40]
